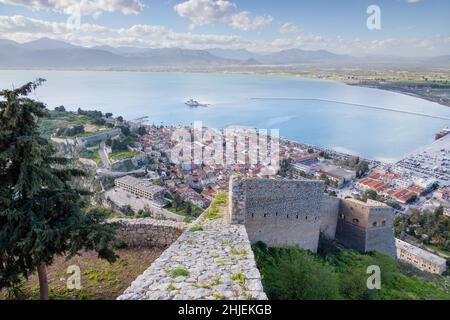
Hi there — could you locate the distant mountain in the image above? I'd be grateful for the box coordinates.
[1,48,128,68]
[240,58,262,66]
[0,38,448,69]
[207,48,260,61]
[0,39,26,61]
[424,55,450,65]
[128,48,238,66]
[260,48,352,64]
[0,39,19,46]
[21,37,82,50]
[90,45,150,56]
[0,39,234,68]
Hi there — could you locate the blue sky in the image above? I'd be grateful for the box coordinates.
[0,0,449,56]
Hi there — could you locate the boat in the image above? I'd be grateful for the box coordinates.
[185,99,208,107]
[435,126,450,140]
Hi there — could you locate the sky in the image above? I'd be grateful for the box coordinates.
[0,0,449,56]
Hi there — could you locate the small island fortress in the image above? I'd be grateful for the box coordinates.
[228,176,396,257]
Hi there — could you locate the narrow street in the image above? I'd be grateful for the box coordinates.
[99,141,111,169]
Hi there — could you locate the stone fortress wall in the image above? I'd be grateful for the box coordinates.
[118,176,397,300]
[77,128,121,145]
[319,195,341,239]
[117,205,267,300]
[229,176,324,252]
[229,176,396,257]
[112,218,186,248]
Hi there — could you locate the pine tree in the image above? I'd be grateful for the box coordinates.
[0,79,117,300]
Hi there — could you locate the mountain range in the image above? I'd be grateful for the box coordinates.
[0,38,448,69]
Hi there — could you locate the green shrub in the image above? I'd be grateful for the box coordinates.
[252,242,340,300]
[231,273,247,287]
[170,268,189,278]
[3,277,29,300]
[252,241,450,300]
[190,225,204,232]
[204,207,222,220]
[113,241,129,250]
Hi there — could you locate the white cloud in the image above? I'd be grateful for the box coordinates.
[0,0,145,17]
[0,15,247,49]
[174,0,235,28]
[174,0,272,31]
[230,11,272,31]
[279,22,302,35]
[0,15,448,57]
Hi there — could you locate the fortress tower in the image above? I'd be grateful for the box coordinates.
[229,175,324,252]
[335,198,396,257]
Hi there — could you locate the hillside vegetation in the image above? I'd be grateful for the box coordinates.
[252,241,450,300]
[395,207,449,257]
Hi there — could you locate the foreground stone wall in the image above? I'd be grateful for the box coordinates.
[111,218,186,248]
[117,205,267,300]
[230,177,324,252]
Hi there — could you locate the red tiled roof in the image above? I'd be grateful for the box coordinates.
[388,189,416,204]
[296,153,320,162]
[373,182,390,191]
[358,177,373,185]
[318,170,343,180]
[368,172,382,179]
[384,173,399,180]
[407,185,424,195]
[358,177,389,191]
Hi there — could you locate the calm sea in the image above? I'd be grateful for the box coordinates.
[1,70,449,163]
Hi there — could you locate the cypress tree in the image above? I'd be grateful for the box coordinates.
[0,79,117,299]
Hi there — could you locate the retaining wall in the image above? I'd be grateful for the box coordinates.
[111,218,186,248]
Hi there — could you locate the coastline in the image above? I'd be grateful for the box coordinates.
[348,82,450,108]
[1,66,448,108]
[2,68,446,164]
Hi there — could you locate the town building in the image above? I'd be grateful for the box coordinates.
[115,175,166,201]
[386,189,417,204]
[396,239,447,275]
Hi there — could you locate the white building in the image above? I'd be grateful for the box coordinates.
[412,176,437,190]
[115,175,166,201]
[396,239,447,275]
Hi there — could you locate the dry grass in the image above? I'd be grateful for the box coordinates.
[1,247,165,300]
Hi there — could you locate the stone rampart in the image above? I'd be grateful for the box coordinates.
[319,195,340,239]
[111,218,186,248]
[117,201,267,300]
[230,177,324,252]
